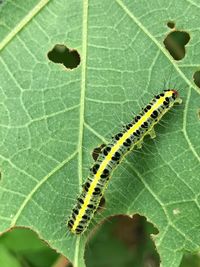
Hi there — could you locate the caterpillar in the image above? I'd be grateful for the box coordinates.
[67,89,182,234]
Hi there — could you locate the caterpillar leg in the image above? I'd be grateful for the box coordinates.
[137,140,143,149]
[96,196,106,212]
[149,128,156,139]
[175,97,182,104]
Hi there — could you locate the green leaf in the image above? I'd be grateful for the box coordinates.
[85,215,160,267]
[0,228,58,267]
[0,1,200,267]
[0,244,21,267]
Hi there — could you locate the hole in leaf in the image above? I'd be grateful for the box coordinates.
[92,144,106,161]
[85,214,159,267]
[180,252,200,267]
[167,21,175,29]
[163,30,190,60]
[193,70,200,88]
[47,44,80,70]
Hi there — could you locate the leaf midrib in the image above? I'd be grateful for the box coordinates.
[74,0,89,266]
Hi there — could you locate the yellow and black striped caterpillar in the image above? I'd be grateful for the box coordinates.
[67,89,182,234]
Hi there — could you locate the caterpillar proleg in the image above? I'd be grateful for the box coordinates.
[67,89,182,234]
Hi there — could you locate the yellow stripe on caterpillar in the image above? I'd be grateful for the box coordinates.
[67,89,182,234]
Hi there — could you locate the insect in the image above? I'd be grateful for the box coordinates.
[67,89,182,234]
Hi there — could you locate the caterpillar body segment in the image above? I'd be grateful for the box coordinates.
[67,89,182,234]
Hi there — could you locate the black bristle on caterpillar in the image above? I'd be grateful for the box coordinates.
[67,89,182,234]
